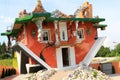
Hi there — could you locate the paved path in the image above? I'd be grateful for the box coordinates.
[109,74,120,80]
[1,74,120,80]
[48,70,72,80]
[0,74,32,80]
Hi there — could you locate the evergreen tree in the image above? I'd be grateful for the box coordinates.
[1,68,5,78]
[0,42,1,54]
[96,46,111,57]
[115,43,120,56]
[5,69,8,76]
[1,42,6,54]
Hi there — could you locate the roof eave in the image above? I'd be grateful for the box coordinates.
[45,18,105,23]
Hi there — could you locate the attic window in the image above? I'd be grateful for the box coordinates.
[77,28,84,39]
[42,29,51,42]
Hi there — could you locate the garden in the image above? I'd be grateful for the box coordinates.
[0,42,17,78]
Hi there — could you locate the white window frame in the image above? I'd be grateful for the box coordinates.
[41,29,51,43]
[59,22,68,41]
[77,28,85,40]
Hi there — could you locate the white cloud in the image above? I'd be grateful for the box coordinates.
[43,0,80,15]
[103,37,110,47]
[0,16,14,24]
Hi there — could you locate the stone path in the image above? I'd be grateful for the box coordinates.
[1,73,120,80]
[0,74,32,80]
[109,74,120,80]
[48,70,72,80]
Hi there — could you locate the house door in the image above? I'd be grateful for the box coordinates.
[62,48,69,67]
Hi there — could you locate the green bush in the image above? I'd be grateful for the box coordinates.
[1,68,5,78]
[0,68,16,78]
[5,69,8,77]
[8,69,11,76]
[13,68,16,74]
[93,71,98,78]
[0,58,13,66]
[0,54,12,60]
[10,68,16,75]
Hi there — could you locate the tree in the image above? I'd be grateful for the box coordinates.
[96,46,111,57]
[115,43,120,56]
[0,42,1,54]
[1,68,5,78]
[0,42,6,54]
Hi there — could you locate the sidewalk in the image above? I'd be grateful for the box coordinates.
[109,74,120,80]
[0,75,17,80]
[0,74,32,80]
[1,74,120,80]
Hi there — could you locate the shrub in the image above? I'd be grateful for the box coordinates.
[93,71,98,78]
[8,69,11,76]
[5,69,8,77]
[10,68,16,75]
[1,68,5,78]
[13,68,16,74]
[0,54,12,60]
[11,68,14,75]
[0,58,13,66]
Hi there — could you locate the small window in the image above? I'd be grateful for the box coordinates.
[42,29,50,42]
[77,28,84,39]
[59,22,68,41]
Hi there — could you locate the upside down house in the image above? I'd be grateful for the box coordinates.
[1,0,107,74]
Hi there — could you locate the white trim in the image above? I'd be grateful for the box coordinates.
[56,46,76,69]
[80,37,106,66]
[54,21,59,45]
[34,17,45,42]
[76,28,85,43]
[75,21,79,30]
[59,22,68,41]
[26,64,41,73]
[41,29,51,43]
[18,42,51,69]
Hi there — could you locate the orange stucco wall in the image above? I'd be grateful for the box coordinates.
[25,22,57,68]
[90,62,120,74]
[75,22,96,64]
[17,21,97,68]
[112,62,120,74]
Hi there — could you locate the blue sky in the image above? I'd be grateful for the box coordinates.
[0,0,120,48]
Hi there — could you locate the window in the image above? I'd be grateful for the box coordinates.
[59,22,68,41]
[42,29,50,42]
[77,28,84,39]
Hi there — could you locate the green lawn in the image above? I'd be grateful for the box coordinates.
[0,58,18,68]
[12,58,18,68]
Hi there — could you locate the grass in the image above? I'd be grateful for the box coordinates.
[0,58,13,67]
[13,57,18,68]
[0,58,18,68]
